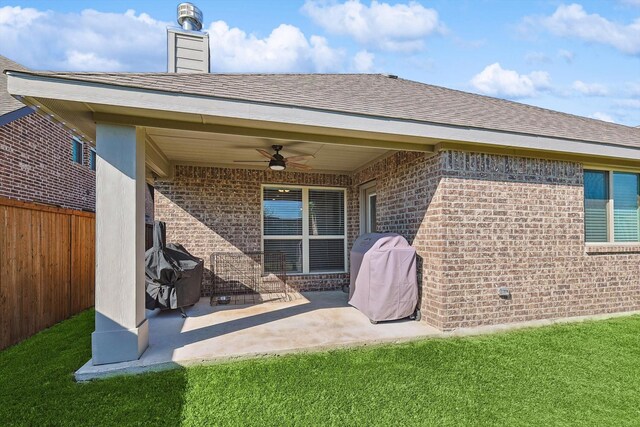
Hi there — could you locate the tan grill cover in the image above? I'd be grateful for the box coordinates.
[349,233,418,322]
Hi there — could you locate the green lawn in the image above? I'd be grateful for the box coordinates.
[1,311,640,426]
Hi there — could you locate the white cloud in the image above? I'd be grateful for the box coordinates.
[530,3,640,55]
[0,6,43,27]
[309,36,346,72]
[628,82,640,97]
[591,112,616,122]
[302,0,445,52]
[524,51,551,64]
[470,63,551,98]
[0,6,169,71]
[208,21,345,72]
[352,50,375,72]
[0,5,356,73]
[572,80,608,96]
[557,49,575,63]
[63,51,122,71]
[616,99,640,108]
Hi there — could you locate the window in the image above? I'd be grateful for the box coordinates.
[613,173,639,242]
[89,148,96,171]
[584,169,640,243]
[360,181,377,234]
[72,137,83,164]
[262,186,346,274]
[584,171,608,242]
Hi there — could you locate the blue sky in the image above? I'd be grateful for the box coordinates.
[1,0,639,125]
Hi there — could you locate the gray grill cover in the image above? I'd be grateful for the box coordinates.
[349,233,418,322]
[145,221,204,310]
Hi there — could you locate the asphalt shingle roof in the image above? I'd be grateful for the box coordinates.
[0,55,29,116]
[6,70,640,148]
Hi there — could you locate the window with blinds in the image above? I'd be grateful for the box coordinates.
[613,172,639,242]
[584,170,640,243]
[263,240,302,273]
[72,137,83,164]
[263,188,303,236]
[263,186,346,274]
[584,170,608,242]
[309,189,345,272]
[89,149,97,171]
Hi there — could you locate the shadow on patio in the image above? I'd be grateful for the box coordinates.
[76,291,440,380]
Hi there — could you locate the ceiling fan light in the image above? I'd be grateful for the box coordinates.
[269,159,286,171]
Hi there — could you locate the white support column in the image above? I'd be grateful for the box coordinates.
[92,124,148,365]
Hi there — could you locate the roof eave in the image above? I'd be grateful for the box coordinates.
[7,70,640,163]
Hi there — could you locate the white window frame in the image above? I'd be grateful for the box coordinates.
[584,167,640,245]
[261,184,348,274]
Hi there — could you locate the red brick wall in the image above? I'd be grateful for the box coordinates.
[154,150,640,331]
[437,150,640,330]
[0,112,95,211]
[352,151,446,327]
[154,166,353,295]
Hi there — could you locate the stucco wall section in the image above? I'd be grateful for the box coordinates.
[0,112,95,211]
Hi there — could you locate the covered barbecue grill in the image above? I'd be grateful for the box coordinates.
[145,221,204,315]
[349,233,419,323]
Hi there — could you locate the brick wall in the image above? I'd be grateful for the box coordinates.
[154,166,352,295]
[0,112,95,211]
[437,150,640,330]
[154,149,640,331]
[352,151,446,327]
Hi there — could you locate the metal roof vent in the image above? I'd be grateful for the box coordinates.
[177,2,203,31]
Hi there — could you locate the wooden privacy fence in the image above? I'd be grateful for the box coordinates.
[0,197,95,350]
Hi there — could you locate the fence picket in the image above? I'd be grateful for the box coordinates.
[0,197,95,350]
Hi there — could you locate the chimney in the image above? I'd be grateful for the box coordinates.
[167,3,210,73]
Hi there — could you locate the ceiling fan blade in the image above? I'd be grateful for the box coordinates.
[233,160,269,163]
[288,162,313,171]
[284,154,315,162]
[256,149,275,160]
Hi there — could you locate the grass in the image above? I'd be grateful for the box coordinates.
[1,311,640,426]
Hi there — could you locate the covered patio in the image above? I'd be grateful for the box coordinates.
[7,72,448,378]
[75,291,439,380]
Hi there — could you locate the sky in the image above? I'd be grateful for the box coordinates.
[1,0,639,126]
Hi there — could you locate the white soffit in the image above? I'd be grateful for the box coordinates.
[146,127,390,172]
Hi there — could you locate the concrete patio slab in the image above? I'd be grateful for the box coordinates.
[76,291,440,381]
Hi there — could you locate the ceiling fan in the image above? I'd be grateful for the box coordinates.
[234,145,314,171]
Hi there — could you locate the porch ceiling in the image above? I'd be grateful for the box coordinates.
[145,127,392,173]
[25,96,401,174]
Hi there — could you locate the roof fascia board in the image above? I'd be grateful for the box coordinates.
[144,133,172,178]
[7,71,640,161]
[93,112,434,152]
[0,106,34,127]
